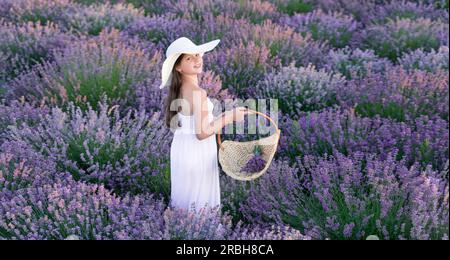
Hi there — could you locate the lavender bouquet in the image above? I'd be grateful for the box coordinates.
[241,145,267,173]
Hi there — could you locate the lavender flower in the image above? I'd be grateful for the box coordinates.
[361,17,449,61]
[124,13,196,51]
[62,2,145,36]
[398,46,449,72]
[0,98,50,144]
[337,66,449,121]
[277,107,449,171]
[1,177,309,240]
[239,151,449,240]
[161,0,283,25]
[197,14,329,68]
[367,0,449,24]
[279,8,360,48]
[0,0,73,25]
[203,39,278,98]
[6,28,161,112]
[324,46,393,79]
[0,0,145,36]
[240,145,267,173]
[0,19,73,84]
[8,97,172,197]
[0,180,168,240]
[241,155,267,174]
[253,63,345,118]
[0,140,72,199]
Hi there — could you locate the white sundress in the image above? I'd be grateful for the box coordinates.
[169,97,221,213]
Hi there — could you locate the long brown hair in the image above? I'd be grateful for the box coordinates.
[164,53,185,129]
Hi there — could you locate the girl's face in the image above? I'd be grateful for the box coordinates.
[175,53,203,75]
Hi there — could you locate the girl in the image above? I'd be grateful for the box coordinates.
[160,37,248,213]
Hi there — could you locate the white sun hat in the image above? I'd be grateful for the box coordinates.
[159,37,221,89]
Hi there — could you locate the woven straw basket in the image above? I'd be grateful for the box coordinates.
[217,109,281,181]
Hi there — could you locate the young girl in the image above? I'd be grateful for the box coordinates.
[160,37,248,213]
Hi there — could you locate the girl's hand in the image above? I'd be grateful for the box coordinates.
[232,107,248,123]
[221,107,248,125]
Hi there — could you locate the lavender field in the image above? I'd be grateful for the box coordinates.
[0,0,448,240]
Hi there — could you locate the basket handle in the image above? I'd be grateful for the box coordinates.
[217,109,280,150]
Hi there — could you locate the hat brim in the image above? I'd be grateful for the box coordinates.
[181,39,220,55]
[159,39,220,89]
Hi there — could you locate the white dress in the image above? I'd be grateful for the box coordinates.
[170,97,221,213]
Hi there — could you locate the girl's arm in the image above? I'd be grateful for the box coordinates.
[194,90,233,141]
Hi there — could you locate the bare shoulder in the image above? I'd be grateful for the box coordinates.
[182,83,206,96]
[191,86,207,100]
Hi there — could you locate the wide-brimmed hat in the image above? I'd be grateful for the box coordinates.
[159,37,220,89]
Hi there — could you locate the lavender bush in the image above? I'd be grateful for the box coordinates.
[398,46,449,72]
[337,66,449,122]
[0,0,145,36]
[160,0,283,25]
[195,14,329,69]
[239,152,449,240]
[0,98,50,144]
[324,46,392,80]
[243,18,330,68]
[312,0,379,26]
[0,140,72,199]
[252,63,345,118]
[0,0,72,26]
[279,8,359,48]
[124,13,196,51]
[0,180,168,240]
[7,98,172,198]
[0,19,73,85]
[269,0,314,16]
[361,17,449,61]
[62,2,145,36]
[5,28,161,113]
[220,171,254,225]
[204,40,278,98]
[367,0,449,24]
[278,107,449,171]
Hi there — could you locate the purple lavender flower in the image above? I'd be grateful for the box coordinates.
[0,19,74,84]
[0,140,72,199]
[253,63,345,118]
[197,14,329,69]
[324,46,393,80]
[124,13,196,51]
[361,17,449,61]
[277,107,449,172]
[63,2,145,36]
[158,0,284,25]
[0,0,72,25]
[279,8,360,48]
[398,46,449,72]
[240,145,267,173]
[367,0,449,25]
[203,39,278,98]
[238,151,449,240]
[241,155,267,173]
[5,28,161,112]
[7,98,172,197]
[0,99,50,144]
[336,65,449,122]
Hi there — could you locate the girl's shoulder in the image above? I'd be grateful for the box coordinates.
[182,85,206,98]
